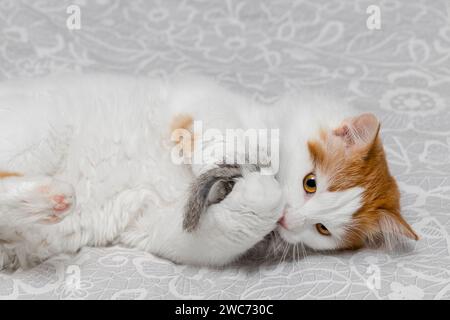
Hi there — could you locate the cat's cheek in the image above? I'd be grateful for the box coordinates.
[303,193,315,202]
[277,226,301,244]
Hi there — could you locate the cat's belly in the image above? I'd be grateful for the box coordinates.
[49,111,192,246]
[55,156,191,249]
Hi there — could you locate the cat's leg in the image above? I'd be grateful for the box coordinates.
[0,174,76,270]
[0,243,18,270]
[0,226,67,271]
[0,237,44,270]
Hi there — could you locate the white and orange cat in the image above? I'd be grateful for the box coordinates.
[0,74,418,270]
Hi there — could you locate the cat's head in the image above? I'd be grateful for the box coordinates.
[277,113,418,251]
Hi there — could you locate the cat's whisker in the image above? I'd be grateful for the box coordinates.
[293,244,299,265]
[279,243,286,265]
[279,242,289,265]
[300,242,308,265]
[273,233,284,256]
[291,245,295,264]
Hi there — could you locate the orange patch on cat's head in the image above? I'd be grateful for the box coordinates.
[308,113,418,249]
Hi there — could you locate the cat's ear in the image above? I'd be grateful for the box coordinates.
[183,166,241,232]
[333,113,380,151]
[377,210,419,242]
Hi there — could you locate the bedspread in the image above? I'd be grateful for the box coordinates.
[0,0,449,300]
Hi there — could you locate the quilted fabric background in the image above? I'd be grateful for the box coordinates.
[1,0,450,299]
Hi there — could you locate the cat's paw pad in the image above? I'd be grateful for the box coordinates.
[241,172,283,214]
[51,194,72,213]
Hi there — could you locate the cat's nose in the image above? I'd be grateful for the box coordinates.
[278,215,288,229]
[277,205,289,229]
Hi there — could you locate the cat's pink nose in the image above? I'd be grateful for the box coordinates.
[278,215,288,229]
[278,205,289,229]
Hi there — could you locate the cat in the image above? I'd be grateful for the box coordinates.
[0,74,285,270]
[0,74,418,270]
[272,95,419,252]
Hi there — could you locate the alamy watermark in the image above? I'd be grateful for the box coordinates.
[366,5,381,30]
[65,4,382,32]
[171,121,280,175]
[365,257,381,291]
[65,264,81,290]
[66,5,81,30]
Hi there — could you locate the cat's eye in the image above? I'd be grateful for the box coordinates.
[316,223,331,236]
[303,173,317,194]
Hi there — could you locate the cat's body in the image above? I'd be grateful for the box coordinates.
[0,74,417,270]
[0,74,286,269]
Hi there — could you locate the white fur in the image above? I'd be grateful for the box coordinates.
[277,187,363,249]
[0,74,360,270]
[0,74,286,269]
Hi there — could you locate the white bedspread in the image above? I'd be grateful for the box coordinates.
[0,0,449,299]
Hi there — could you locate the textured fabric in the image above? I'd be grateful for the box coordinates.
[1,0,449,300]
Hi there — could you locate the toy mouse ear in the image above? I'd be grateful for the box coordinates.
[183,165,241,232]
[333,113,380,151]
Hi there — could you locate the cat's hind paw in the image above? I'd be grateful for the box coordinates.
[1,176,76,225]
[30,178,75,224]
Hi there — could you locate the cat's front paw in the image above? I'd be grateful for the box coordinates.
[239,172,283,217]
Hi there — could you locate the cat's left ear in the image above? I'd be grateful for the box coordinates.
[333,113,380,152]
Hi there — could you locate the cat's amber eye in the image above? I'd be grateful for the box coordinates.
[303,173,317,194]
[316,223,331,236]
